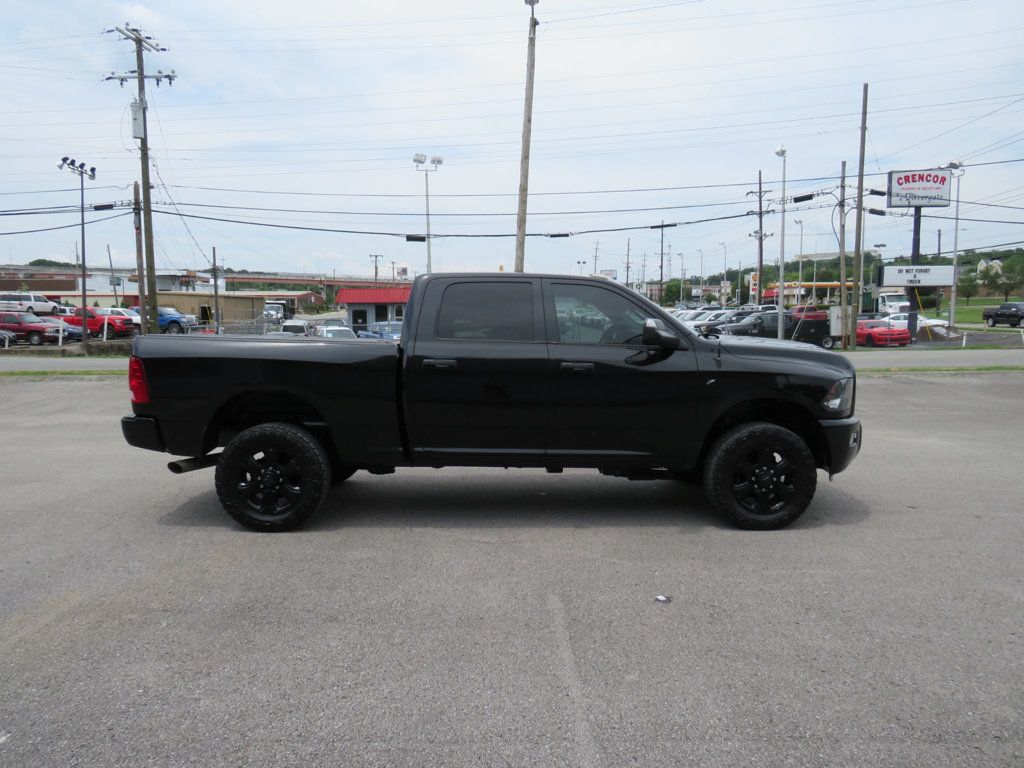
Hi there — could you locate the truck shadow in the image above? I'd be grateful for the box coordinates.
[158,470,870,532]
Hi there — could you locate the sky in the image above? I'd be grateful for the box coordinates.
[2,0,1023,287]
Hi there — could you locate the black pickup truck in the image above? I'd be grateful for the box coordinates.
[982,302,1024,328]
[718,312,837,349]
[122,274,862,532]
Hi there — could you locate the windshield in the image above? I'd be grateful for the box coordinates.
[20,313,42,323]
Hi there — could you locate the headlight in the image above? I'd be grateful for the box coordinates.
[822,376,854,413]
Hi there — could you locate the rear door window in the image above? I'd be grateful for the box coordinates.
[435,282,535,341]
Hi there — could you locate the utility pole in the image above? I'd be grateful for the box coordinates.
[132,181,148,332]
[107,245,118,307]
[592,240,600,273]
[106,26,175,334]
[850,82,869,351]
[624,239,631,287]
[839,161,850,349]
[212,246,221,334]
[370,254,382,284]
[659,222,665,288]
[747,171,771,304]
[514,0,540,272]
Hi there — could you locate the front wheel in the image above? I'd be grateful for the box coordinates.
[703,422,817,530]
[1017,318,1024,328]
[27,331,43,346]
[819,335,836,349]
[985,317,996,327]
[214,422,331,532]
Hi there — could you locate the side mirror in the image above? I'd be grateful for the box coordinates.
[642,318,681,349]
[753,316,763,325]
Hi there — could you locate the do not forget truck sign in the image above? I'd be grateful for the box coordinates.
[886,169,952,208]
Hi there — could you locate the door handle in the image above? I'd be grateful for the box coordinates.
[423,358,458,369]
[560,361,595,373]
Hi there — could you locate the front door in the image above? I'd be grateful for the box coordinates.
[404,277,549,462]
[543,280,699,466]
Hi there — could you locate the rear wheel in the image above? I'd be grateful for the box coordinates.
[703,422,817,530]
[27,331,43,346]
[167,322,182,334]
[215,422,331,532]
[1017,318,1024,328]
[819,335,836,349]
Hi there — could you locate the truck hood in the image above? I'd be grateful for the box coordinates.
[716,334,854,376]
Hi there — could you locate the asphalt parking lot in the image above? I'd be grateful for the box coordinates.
[1,371,1022,767]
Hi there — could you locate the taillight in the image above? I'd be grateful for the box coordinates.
[128,355,150,404]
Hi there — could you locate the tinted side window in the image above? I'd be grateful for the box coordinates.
[551,283,648,344]
[436,282,534,341]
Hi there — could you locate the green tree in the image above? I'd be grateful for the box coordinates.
[992,264,1024,302]
[957,273,979,305]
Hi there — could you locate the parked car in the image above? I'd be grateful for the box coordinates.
[0,311,60,345]
[64,306,136,338]
[54,305,78,317]
[280,319,313,336]
[321,318,350,328]
[97,307,143,330]
[0,292,59,315]
[790,304,828,321]
[130,306,198,334]
[35,316,84,341]
[314,326,357,339]
[882,313,949,332]
[982,302,1024,328]
[856,320,911,347]
[0,328,16,347]
[357,321,404,339]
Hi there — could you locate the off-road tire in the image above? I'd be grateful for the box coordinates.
[215,422,331,532]
[703,421,817,530]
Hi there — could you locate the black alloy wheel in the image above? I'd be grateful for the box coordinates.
[214,422,332,532]
[703,422,817,530]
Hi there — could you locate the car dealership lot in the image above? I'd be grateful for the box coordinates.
[1,372,1022,767]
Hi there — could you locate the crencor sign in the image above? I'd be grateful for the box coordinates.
[887,169,952,208]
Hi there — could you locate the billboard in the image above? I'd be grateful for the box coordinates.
[600,269,618,281]
[887,169,952,208]
[879,265,955,287]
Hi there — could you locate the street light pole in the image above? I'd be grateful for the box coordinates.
[58,156,96,352]
[775,146,788,339]
[413,154,442,273]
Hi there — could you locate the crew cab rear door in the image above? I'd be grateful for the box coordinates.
[542,279,699,465]
[403,277,549,461]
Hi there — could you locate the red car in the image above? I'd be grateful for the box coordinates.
[790,304,828,321]
[856,319,911,347]
[63,306,136,338]
[0,311,60,345]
